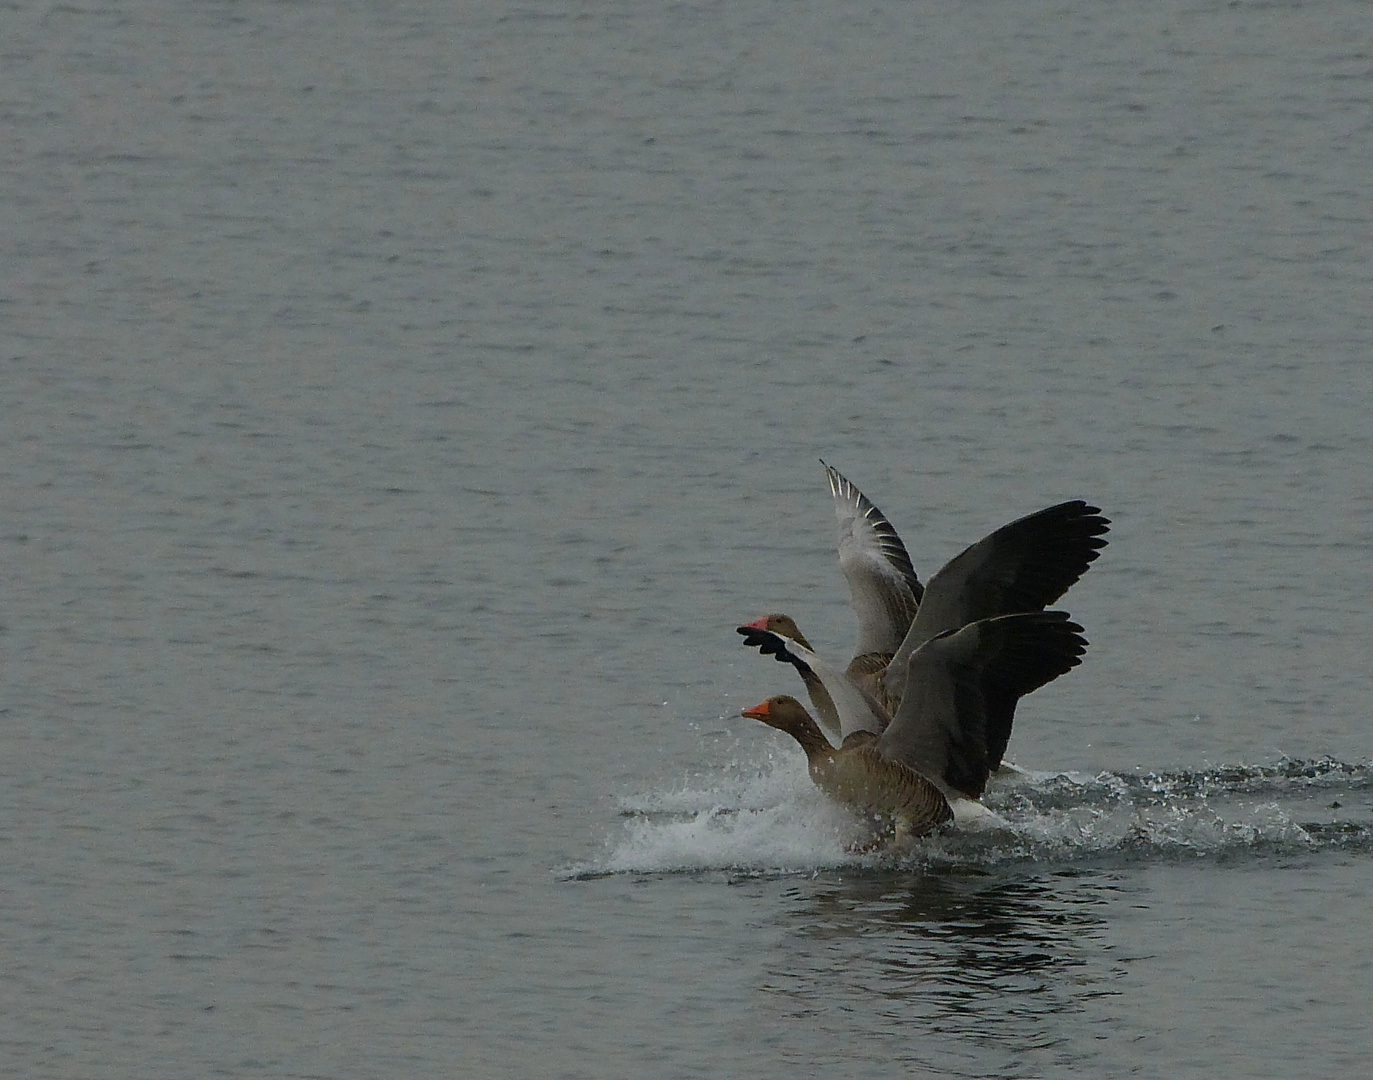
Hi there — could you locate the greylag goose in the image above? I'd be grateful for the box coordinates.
[741,464,1108,732]
[740,611,1088,841]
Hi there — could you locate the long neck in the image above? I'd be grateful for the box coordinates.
[784,713,836,760]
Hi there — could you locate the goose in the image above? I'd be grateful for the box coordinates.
[740,611,1088,843]
[740,464,1108,735]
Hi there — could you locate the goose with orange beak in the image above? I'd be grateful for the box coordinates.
[740,611,1088,844]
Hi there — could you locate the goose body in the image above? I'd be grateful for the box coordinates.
[741,698,953,842]
[740,612,1089,843]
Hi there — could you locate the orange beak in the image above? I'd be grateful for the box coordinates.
[739,616,770,632]
[740,700,771,721]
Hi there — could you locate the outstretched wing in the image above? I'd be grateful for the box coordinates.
[822,462,923,660]
[737,624,889,740]
[883,500,1107,703]
[877,611,1088,799]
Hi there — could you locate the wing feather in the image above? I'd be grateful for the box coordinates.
[884,501,1107,702]
[877,612,1088,798]
[822,462,923,659]
[737,625,890,740]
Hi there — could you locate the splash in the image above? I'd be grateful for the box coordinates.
[588,757,873,875]
[572,757,1373,877]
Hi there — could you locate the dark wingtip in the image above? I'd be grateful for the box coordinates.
[1055,500,1112,535]
[738,627,786,659]
[1075,503,1112,543]
[737,626,807,668]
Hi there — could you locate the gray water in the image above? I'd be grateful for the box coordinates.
[3,1,1372,1077]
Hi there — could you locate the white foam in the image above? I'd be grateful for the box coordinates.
[615,754,810,816]
[596,758,871,874]
[574,759,1353,877]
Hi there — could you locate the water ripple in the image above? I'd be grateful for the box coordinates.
[574,757,1373,877]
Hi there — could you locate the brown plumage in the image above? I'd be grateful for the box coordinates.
[740,695,953,843]
[741,612,1089,849]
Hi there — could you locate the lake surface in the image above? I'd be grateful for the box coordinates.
[3,1,1371,1077]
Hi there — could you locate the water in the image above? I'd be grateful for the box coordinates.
[3,0,1372,1076]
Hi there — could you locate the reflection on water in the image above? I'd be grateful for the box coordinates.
[759,869,1129,1077]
